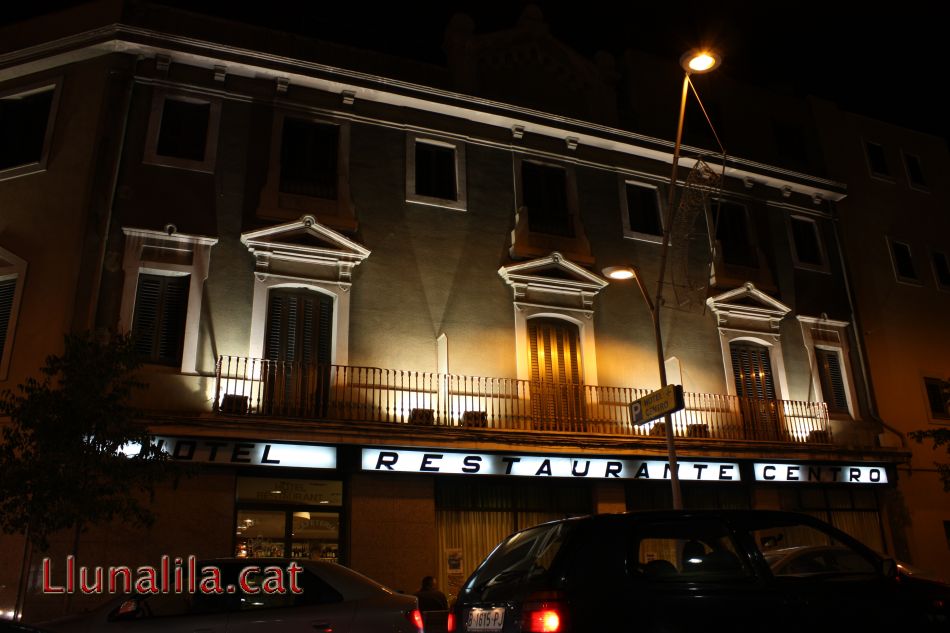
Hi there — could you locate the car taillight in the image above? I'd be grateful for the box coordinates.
[406,608,424,632]
[447,612,456,632]
[522,591,566,633]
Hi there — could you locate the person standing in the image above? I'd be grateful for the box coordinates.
[415,575,449,611]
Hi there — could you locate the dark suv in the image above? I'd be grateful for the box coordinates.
[453,510,948,633]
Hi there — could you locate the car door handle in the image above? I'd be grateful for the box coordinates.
[311,624,333,632]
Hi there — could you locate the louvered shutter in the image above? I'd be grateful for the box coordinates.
[132,273,189,365]
[0,277,16,358]
[528,318,584,427]
[816,348,849,414]
[265,289,332,364]
[730,342,776,400]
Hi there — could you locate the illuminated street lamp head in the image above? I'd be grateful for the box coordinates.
[680,49,721,74]
[602,266,636,280]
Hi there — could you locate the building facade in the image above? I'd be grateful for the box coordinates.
[0,1,922,618]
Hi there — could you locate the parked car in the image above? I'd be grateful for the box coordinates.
[34,559,423,633]
[453,510,950,633]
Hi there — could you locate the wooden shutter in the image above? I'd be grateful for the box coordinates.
[0,277,15,358]
[132,273,189,365]
[265,289,333,364]
[816,348,849,414]
[730,342,776,400]
[528,319,583,427]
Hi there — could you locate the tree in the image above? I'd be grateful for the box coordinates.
[909,378,950,492]
[0,332,174,614]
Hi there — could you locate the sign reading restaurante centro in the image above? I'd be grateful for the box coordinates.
[361,448,889,484]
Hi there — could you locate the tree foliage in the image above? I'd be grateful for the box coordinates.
[0,332,172,551]
[909,427,950,492]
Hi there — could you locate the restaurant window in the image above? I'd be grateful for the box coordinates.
[143,91,221,172]
[902,151,927,189]
[131,273,189,366]
[865,140,890,178]
[713,200,757,268]
[778,487,884,552]
[622,180,663,243]
[815,348,849,415]
[406,134,466,211]
[522,161,573,237]
[627,482,750,511]
[435,478,590,602]
[788,215,827,270]
[931,250,950,290]
[235,477,343,562]
[924,377,950,420]
[887,238,919,283]
[0,81,59,179]
[280,117,339,199]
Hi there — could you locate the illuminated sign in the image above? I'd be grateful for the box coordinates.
[629,384,685,425]
[123,437,336,469]
[361,448,740,481]
[753,463,888,484]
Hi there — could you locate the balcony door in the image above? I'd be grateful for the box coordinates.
[263,288,333,416]
[528,318,584,430]
[730,341,783,440]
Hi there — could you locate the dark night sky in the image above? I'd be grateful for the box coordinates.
[5,1,947,143]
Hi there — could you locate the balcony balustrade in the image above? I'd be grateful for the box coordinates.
[213,356,832,444]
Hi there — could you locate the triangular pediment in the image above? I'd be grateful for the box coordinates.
[706,282,791,330]
[499,252,607,309]
[241,215,370,282]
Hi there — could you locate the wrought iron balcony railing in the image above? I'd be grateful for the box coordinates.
[213,356,833,444]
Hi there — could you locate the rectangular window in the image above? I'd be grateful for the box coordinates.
[0,277,15,361]
[816,348,849,414]
[865,141,889,177]
[789,216,826,269]
[155,98,211,162]
[714,201,757,267]
[902,152,927,188]
[132,273,190,365]
[415,141,457,201]
[624,182,663,240]
[924,377,949,419]
[0,86,56,174]
[931,251,950,290]
[522,161,572,237]
[888,239,918,282]
[279,118,339,199]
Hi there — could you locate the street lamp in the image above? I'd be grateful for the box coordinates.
[604,49,720,511]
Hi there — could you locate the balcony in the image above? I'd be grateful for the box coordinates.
[213,356,832,445]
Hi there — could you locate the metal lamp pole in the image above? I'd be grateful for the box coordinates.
[605,50,720,511]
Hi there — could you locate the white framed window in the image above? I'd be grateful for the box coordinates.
[886,237,920,285]
[797,316,859,419]
[786,214,829,272]
[498,252,606,385]
[930,249,950,291]
[863,140,891,180]
[923,376,950,421]
[0,247,27,380]
[119,227,218,373]
[901,151,928,190]
[620,178,664,244]
[0,78,62,181]
[406,133,467,211]
[242,215,370,366]
[143,89,221,173]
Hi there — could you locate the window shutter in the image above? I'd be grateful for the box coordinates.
[265,289,333,364]
[0,277,15,357]
[730,342,776,400]
[816,348,849,413]
[132,273,189,365]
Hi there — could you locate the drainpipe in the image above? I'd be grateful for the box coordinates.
[829,200,906,448]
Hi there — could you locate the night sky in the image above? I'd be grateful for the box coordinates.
[4,1,946,143]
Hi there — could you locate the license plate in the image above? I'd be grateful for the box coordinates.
[466,607,505,631]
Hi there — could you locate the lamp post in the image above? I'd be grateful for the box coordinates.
[603,50,720,511]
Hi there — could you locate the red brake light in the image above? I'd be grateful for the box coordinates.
[447,612,456,632]
[522,592,566,633]
[407,608,424,631]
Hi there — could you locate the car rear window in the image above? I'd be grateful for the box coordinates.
[465,521,575,591]
[630,518,753,582]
